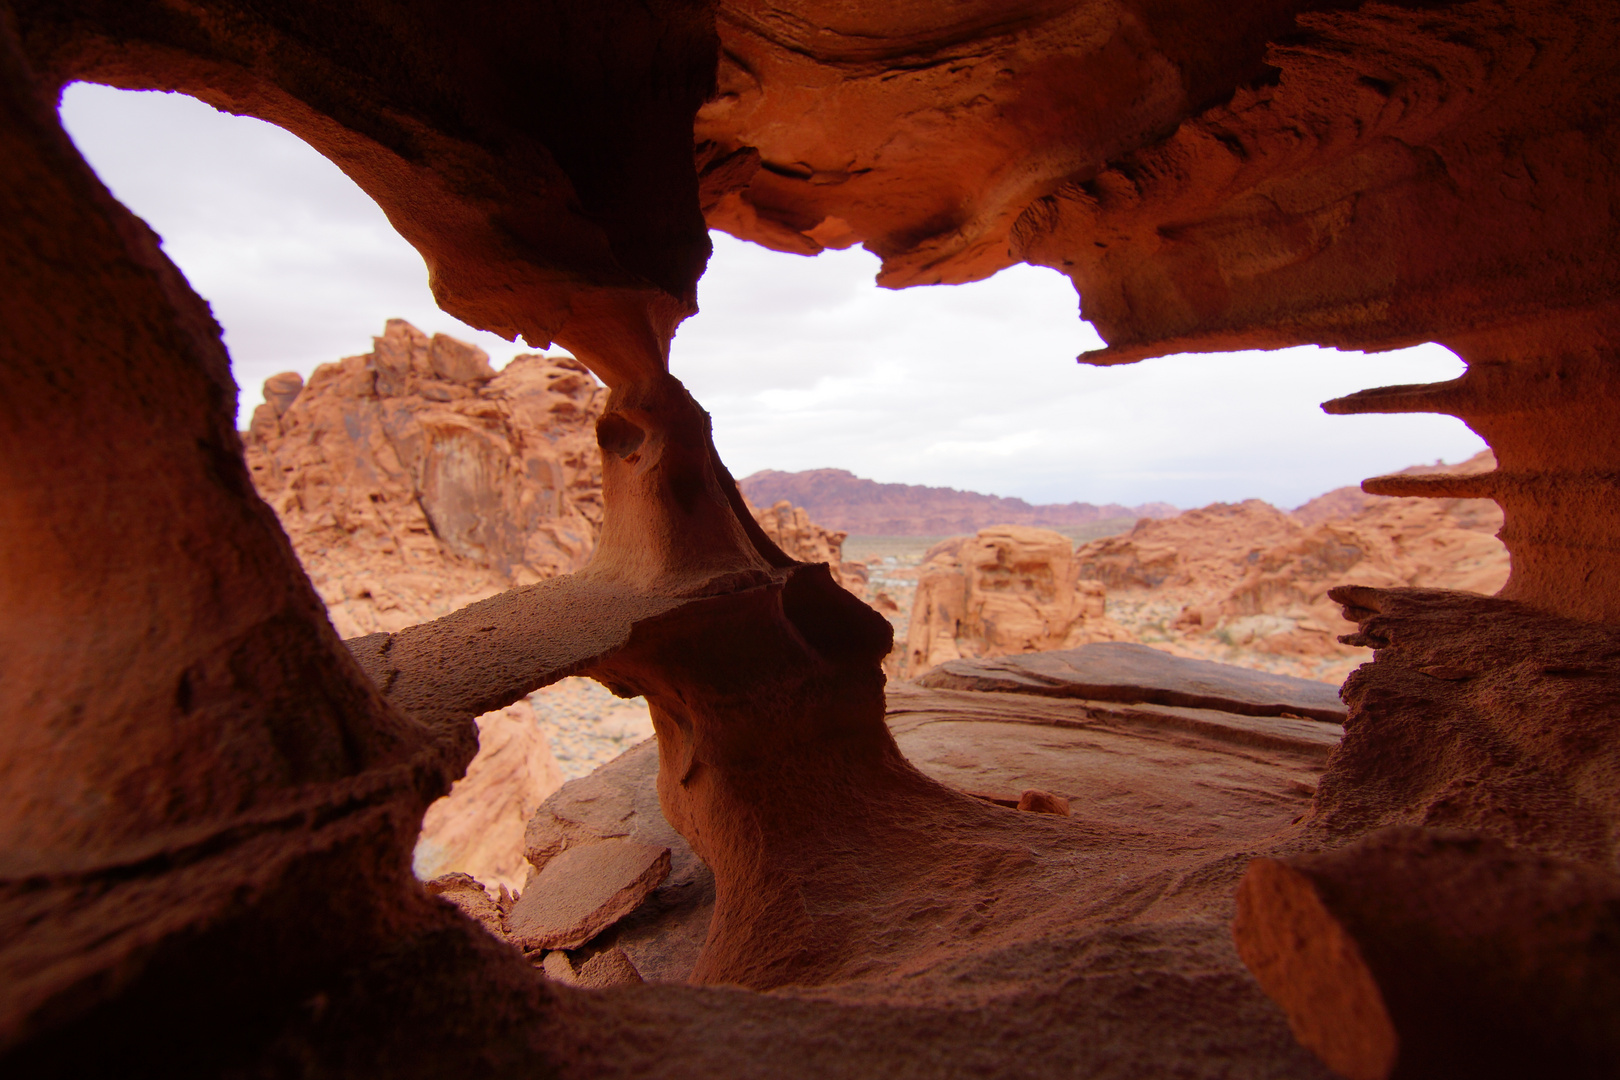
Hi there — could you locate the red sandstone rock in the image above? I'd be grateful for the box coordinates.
[1016,789,1070,816]
[745,497,866,593]
[413,699,563,892]
[523,650,1339,994]
[1077,500,1306,594]
[543,947,645,989]
[505,839,672,952]
[1069,455,1508,681]
[1234,827,1620,1080]
[245,320,607,635]
[524,738,715,984]
[422,872,508,939]
[917,641,1348,724]
[904,525,1133,676]
[9,1,1620,1077]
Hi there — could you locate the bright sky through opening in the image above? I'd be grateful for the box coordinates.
[58,82,1487,510]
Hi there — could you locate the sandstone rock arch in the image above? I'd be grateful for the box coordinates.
[3,2,1619,1077]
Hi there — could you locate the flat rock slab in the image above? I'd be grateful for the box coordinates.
[505,838,670,951]
[525,738,715,983]
[886,685,1329,845]
[916,641,1347,723]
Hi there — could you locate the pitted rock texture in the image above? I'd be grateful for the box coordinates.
[903,525,1134,676]
[245,320,606,636]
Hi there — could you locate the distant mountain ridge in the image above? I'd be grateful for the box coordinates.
[738,468,1178,537]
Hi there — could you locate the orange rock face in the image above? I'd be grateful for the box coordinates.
[245,320,606,635]
[902,456,1508,683]
[903,525,1132,676]
[1082,453,1508,681]
[411,700,564,893]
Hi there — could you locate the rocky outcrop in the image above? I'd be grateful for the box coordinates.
[900,454,1508,684]
[740,468,1176,536]
[916,642,1348,724]
[245,338,864,638]
[1070,453,1508,681]
[244,319,605,636]
[1076,499,1306,594]
[411,700,563,893]
[746,498,867,592]
[904,525,1133,676]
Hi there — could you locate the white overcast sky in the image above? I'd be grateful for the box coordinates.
[58,83,1487,510]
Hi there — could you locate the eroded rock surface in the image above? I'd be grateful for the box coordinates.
[506,839,672,952]
[412,700,563,892]
[745,498,866,593]
[245,320,606,636]
[8,0,1620,1077]
[513,645,1340,998]
[917,642,1347,724]
[899,453,1506,683]
[903,525,1133,674]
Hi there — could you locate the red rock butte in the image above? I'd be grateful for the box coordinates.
[2,2,1618,1078]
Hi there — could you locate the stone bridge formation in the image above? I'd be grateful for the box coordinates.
[2,2,1618,1077]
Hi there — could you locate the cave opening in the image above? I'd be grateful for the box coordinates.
[9,2,1620,1069]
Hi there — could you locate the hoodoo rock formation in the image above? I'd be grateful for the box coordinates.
[6,1,1620,1078]
[904,525,1132,674]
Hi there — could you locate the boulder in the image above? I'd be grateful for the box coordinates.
[541,947,645,989]
[903,525,1132,676]
[504,839,672,952]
